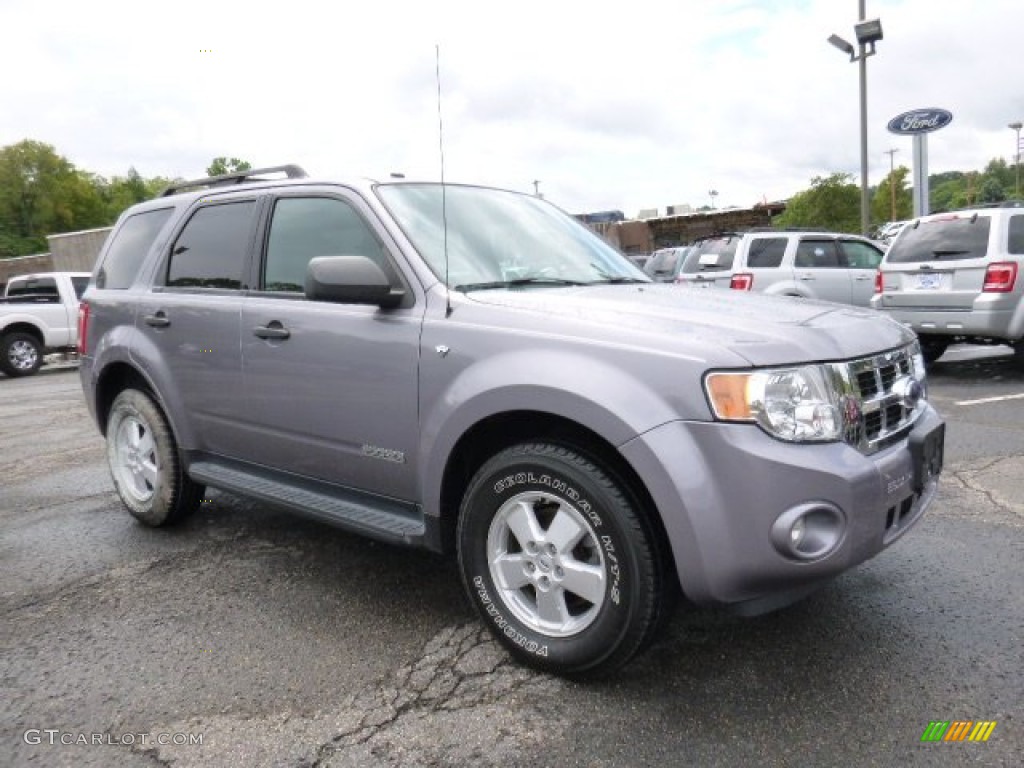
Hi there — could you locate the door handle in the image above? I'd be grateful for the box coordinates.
[253,323,290,340]
[854,274,873,281]
[144,311,170,328]
[797,274,815,281]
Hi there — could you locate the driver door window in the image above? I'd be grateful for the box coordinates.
[264,197,390,292]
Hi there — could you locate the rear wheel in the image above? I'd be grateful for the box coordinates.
[106,389,203,526]
[0,332,43,377]
[457,443,665,677]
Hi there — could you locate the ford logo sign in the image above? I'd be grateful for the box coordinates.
[887,108,953,135]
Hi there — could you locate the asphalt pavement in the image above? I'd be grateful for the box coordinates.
[1,353,1021,767]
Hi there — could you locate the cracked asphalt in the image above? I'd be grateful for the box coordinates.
[1,350,1022,767]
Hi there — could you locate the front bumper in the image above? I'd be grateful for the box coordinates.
[620,405,944,608]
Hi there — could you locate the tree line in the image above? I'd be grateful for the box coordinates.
[0,138,1019,258]
[0,140,249,258]
[775,157,1020,233]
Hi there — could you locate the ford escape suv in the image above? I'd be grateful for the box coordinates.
[78,165,945,676]
[872,202,1024,363]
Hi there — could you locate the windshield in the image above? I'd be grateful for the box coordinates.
[886,215,991,263]
[376,184,647,289]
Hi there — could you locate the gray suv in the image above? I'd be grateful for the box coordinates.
[872,203,1024,363]
[78,165,945,676]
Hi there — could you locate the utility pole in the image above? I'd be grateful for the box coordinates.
[884,148,899,221]
[532,180,542,198]
[1010,122,1023,199]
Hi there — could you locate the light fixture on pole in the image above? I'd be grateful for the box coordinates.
[1010,121,1023,199]
[709,189,718,209]
[828,3,883,237]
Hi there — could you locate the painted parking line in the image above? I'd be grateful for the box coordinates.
[954,392,1024,406]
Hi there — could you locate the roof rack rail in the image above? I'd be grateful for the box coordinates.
[160,164,308,197]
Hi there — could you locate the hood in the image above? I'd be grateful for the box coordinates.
[460,284,915,367]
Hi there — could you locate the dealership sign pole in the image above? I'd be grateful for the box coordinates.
[887,108,953,218]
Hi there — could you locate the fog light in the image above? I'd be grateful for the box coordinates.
[771,503,846,561]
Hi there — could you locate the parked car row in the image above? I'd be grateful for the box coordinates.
[645,230,885,307]
[639,203,1024,364]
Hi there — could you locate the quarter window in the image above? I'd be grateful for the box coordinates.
[746,238,787,268]
[840,240,884,269]
[167,201,256,289]
[263,197,388,292]
[97,208,174,289]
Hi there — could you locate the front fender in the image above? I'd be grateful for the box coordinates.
[418,347,685,519]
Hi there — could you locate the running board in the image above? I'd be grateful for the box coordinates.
[188,458,428,547]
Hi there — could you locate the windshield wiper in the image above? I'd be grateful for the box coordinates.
[588,275,648,284]
[455,277,587,292]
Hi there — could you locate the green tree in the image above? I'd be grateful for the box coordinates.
[775,172,860,232]
[206,157,252,176]
[977,177,1006,204]
[0,140,108,256]
[872,166,913,223]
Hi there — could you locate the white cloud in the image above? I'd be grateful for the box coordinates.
[1,0,1021,217]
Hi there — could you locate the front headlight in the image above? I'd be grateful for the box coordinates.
[704,365,842,442]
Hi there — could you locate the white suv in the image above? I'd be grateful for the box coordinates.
[871,202,1024,363]
[677,230,885,307]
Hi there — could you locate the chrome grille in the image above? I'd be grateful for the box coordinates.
[837,344,925,454]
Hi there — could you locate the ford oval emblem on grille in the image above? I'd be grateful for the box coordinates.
[891,376,923,408]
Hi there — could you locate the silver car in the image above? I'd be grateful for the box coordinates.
[726,231,885,306]
[871,203,1024,363]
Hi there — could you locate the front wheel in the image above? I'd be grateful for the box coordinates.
[106,389,204,526]
[0,332,43,377]
[457,443,665,677]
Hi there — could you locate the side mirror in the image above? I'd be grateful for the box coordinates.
[304,256,404,308]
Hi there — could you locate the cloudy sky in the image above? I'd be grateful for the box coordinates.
[1,0,1021,217]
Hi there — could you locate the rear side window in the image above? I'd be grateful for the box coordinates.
[886,216,991,263]
[795,239,840,268]
[6,277,58,298]
[97,208,174,289]
[263,197,389,292]
[1009,214,1024,255]
[167,202,257,289]
[746,237,787,268]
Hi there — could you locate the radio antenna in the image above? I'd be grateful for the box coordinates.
[435,44,452,317]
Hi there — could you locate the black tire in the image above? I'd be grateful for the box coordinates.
[457,443,665,677]
[918,336,949,365]
[0,332,43,377]
[105,389,204,526]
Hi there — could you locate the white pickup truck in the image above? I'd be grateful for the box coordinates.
[0,272,89,377]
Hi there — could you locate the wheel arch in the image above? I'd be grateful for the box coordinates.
[94,361,161,437]
[436,410,677,585]
[1,321,45,345]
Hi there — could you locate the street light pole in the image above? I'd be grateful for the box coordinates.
[1010,121,1023,199]
[885,148,898,221]
[857,0,869,237]
[829,3,882,237]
